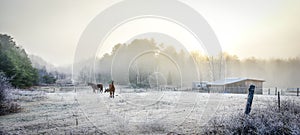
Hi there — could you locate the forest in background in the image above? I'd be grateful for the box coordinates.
[1,33,298,89]
[75,38,300,89]
[0,34,38,88]
[0,34,63,88]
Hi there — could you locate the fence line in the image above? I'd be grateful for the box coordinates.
[263,87,299,96]
[195,86,299,96]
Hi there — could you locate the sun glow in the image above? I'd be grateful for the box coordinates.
[96,17,207,58]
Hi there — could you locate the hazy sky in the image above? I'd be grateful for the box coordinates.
[0,0,299,66]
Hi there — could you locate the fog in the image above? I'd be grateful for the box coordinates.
[1,0,300,66]
[1,0,299,89]
[74,38,200,88]
[73,38,299,89]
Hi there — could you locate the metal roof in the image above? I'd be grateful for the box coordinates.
[207,78,265,86]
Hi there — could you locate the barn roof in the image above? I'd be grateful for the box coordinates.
[207,78,265,86]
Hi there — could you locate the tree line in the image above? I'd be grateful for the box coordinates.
[75,38,300,89]
[0,34,57,88]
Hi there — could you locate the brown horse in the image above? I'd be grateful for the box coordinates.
[108,81,115,98]
[87,83,103,93]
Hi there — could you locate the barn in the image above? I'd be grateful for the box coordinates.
[207,78,265,94]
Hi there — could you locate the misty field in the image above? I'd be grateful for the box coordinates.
[0,86,299,134]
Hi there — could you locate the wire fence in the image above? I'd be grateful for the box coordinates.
[193,86,299,97]
[263,87,299,96]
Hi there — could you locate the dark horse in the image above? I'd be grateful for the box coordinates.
[107,81,115,98]
[87,83,103,93]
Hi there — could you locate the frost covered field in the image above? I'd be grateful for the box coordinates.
[0,86,299,134]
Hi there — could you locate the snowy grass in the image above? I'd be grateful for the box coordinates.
[139,122,167,134]
[11,90,46,102]
[203,99,300,135]
[0,89,46,115]
[1,86,299,134]
[0,73,21,115]
[0,72,46,115]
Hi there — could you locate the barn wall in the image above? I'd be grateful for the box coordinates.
[208,80,263,94]
[225,81,247,93]
[208,85,225,93]
[245,80,263,94]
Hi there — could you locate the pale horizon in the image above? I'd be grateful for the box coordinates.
[1,0,300,66]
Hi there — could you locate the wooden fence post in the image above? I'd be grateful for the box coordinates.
[297,88,299,96]
[275,87,277,95]
[278,91,280,112]
[245,85,255,115]
[76,118,78,126]
[268,88,270,95]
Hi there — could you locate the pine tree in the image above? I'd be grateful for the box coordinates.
[0,34,38,88]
